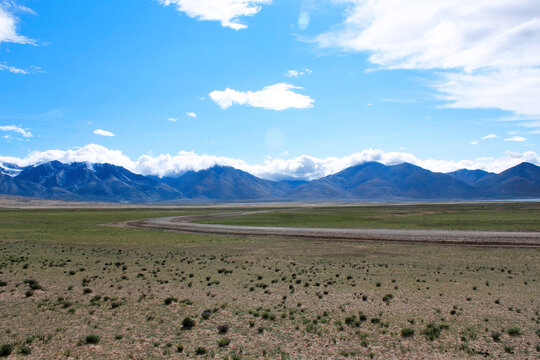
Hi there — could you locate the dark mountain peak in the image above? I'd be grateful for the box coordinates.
[500,162,540,177]
[14,160,183,202]
[447,168,492,185]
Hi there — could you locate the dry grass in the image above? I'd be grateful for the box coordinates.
[0,208,539,359]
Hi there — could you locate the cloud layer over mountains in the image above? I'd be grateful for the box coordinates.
[1,144,539,181]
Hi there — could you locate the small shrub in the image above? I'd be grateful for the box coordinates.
[110,301,122,309]
[422,323,442,341]
[176,344,184,353]
[0,343,13,357]
[382,294,393,303]
[401,328,415,338]
[201,309,212,319]
[345,315,358,327]
[0,280,7,287]
[217,324,229,334]
[85,335,100,345]
[182,317,195,329]
[504,345,514,354]
[83,288,92,294]
[217,338,230,347]
[491,331,502,342]
[18,345,31,355]
[164,297,177,305]
[195,347,207,355]
[507,327,522,336]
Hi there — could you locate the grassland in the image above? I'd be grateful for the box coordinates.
[0,206,539,359]
[199,202,540,231]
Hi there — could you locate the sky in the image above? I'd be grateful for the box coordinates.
[1,0,539,180]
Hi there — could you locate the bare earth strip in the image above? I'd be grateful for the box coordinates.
[120,211,540,248]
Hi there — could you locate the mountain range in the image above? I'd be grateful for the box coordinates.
[1,160,539,203]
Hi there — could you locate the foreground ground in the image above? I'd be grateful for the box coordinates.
[0,204,539,359]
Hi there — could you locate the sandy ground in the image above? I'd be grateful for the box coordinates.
[119,211,540,248]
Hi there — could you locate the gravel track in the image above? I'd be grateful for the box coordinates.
[120,211,540,248]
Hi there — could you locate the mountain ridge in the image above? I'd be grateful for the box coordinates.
[0,160,539,203]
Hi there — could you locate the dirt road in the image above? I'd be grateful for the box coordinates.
[121,211,540,247]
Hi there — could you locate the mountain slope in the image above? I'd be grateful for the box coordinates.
[163,165,298,200]
[16,161,184,202]
[0,160,539,202]
[446,169,493,185]
[474,162,540,197]
[288,162,477,200]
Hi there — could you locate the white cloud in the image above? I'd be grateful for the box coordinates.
[504,136,527,142]
[158,0,270,30]
[186,112,197,118]
[285,68,312,78]
[1,144,538,180]
[298,11,310,30]
[470,140,478,145]
[93,129,115,137]
[0,63,27,74]
[481,134,497,140]
[437,68,540,116]
[286,70,300,78]
[0,144,135,169]
[0,63,42,74]
[0,124,32,137]
[167,117,178,122]
[209,83,314,111]
[315,0,540,117]
[0,1,35,45]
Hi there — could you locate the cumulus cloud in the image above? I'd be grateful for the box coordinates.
[186,112,197,118]
[315,0,540,117]
[93,129,115,137]
[0,144,135,169]
[0,125,32,137]
[209,83,314,111]
[504,136,527,142]
[1,144,538,180]
[158,0,270,30]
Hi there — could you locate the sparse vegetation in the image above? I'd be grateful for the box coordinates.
[182,317,195,329]
[0,204,538,358]
[85,335,100,345]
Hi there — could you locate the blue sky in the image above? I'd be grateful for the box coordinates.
[1,0,539,180]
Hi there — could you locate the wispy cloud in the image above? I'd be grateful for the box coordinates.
[209,83,314,111]
[158,0,271,30]
[481,134,497,140]
[504,136,527,142]
[1,144,538,180]
[186,112,197,118]
[315,0,540,118]
[0,124,32,137]
[93,129,115,137]
[0,1,36,45]
[0,63,42,74]
[167,117,178,122]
